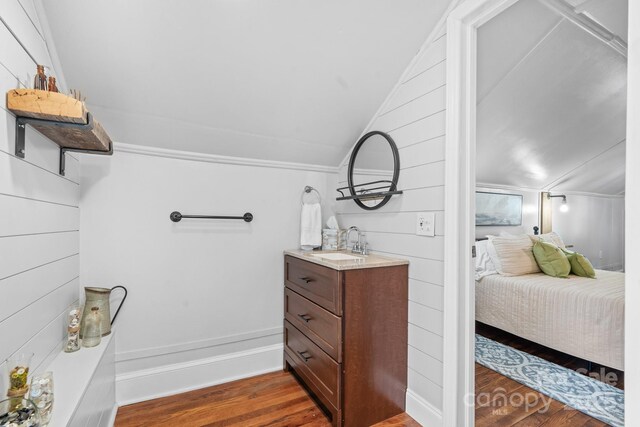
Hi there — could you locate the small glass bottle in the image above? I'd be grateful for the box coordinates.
[81,307,102,348]
[33,65,47,90]
[29,371,54,425]
[64,305,83,353]
[47,76,58,92]
[5,352,34,398]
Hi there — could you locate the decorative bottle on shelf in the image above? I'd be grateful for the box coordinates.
[47,76,58,92]
[5,352,34,398]
[29,371,54,425]
[64,305,83,353]
[33,65,47,90]
[81,307,102,348]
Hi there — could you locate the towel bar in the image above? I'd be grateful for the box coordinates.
[170,211,253,222]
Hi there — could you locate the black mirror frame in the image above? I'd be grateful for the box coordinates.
[347,130,401,211]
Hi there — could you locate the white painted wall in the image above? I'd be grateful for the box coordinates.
[335,23,449,426]
[552,194,625,271]
[474,186,539,238]
[79,146,337,403]
[0,0,80,393]
[625,0,639,424]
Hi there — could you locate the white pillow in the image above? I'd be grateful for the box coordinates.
[475,240,497,280]
[475,239,490,263]
[529,232,566,248]
[487,234,540,276]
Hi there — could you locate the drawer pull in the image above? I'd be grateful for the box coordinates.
[297,350,312,362]
[298,277,314,284]
[297,313,312,323]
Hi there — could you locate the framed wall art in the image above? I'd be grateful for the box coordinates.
[475,191,523,226]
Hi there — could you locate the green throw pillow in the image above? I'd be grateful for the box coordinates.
[561,248,596,278]
[532,241,571,278]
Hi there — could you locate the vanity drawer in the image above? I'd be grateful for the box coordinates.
[285,288,342,361]
[285,256,342,315]
[284,320,341,409]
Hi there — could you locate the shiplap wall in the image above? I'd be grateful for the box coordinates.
[0,0,80,393]
[335,27,448,418]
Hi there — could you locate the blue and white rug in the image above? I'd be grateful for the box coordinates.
[476,334,624,426]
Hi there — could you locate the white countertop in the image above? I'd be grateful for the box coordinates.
[284,249,409,271]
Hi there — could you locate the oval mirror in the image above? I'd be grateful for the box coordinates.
[347,131,401,210]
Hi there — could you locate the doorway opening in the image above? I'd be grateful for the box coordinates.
[443,0,628,426]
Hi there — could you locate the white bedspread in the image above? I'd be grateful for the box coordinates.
[476,270,625,370]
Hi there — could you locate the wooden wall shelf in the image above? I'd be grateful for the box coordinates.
[6,89,113,176]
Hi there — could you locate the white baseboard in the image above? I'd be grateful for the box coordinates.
[406,389,443,427]
[115,327,282,362]
[116,344,283,406]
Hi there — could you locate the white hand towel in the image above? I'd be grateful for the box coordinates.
[300,203,322,250]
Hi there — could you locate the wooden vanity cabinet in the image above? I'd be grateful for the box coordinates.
[283,255,408,427]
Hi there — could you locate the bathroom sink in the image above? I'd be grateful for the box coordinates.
[310,253,363,261]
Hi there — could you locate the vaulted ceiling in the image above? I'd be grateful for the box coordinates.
[40,0,454,166]
[476,0,627,195]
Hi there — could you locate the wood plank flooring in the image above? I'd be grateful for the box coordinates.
[116,323,622,427]
[115,371,419,427]
[475,322,622,427]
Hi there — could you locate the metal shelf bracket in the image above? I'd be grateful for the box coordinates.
[14,112,112,176]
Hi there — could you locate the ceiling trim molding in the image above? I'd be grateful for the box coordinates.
[476,182,542,193]
[538,0,628,57]
[113,142,339,174]
[476,182,625,198]
[549,190,625,199]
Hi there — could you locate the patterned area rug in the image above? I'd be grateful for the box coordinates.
[476,334,624,426]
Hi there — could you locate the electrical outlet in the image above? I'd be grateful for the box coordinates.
[416,212,435,236]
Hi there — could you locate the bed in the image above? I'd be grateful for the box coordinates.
[476,269,625,370]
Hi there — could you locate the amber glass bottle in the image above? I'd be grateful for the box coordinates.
[34,65,47,90]
[48,76,58,92]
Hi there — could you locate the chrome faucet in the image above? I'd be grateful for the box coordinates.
[347,226,369,255]
[346,226,361,253]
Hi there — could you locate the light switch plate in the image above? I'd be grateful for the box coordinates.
[416,212,435,236]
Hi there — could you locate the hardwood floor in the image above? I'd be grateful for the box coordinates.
[475,322,622,427]
[115,371,419,427]
[116,324,622,427]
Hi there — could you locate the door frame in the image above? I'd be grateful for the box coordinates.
[443,1,636,426]
[442,0,537,425]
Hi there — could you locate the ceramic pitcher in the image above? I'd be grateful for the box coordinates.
[81,286,127,337]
